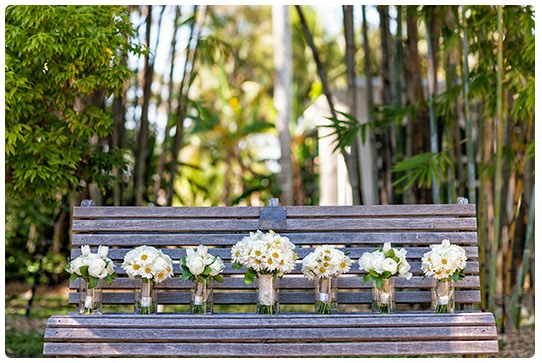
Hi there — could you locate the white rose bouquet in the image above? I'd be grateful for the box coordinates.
[180,245,225,283]
[121,245,174,284]
[65,245,117,288]
[359,242,412,286]
[359,242,412,313]
[231,230,297,284]
[421,239,467,281]
[180,245,225,313]
[302,245,351,314]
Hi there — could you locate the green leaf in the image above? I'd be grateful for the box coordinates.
[213,275,224,283]
[88,277,99,289]
[375,277,383,290]
[244,268,257,285]
[382,271,391,279]
[232,262,243,270]
[181,269,192,281]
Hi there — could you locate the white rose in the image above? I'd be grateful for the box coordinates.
[97,246,109,259]
[398,261,412,280]
[81,245,91,257]
[209,257,224,276]
[371,251,386,274]
[358,252,374,272]
[187,255,205,275]
[88,257,108,279]
[382,258,398,275]
[106,259,116,275]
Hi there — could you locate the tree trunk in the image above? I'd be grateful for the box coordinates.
[167,5,207,205]
[272,5,294,205]
[424,7,440,203]
[361,5,380,205]
[155,5,182,205]
[489,5,504,313]
[343,5,363,205]
[377,5,394,204]
[134,5,162,205]
[404,5,431,203]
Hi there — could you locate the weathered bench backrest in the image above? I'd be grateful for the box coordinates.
[69,201,480,312]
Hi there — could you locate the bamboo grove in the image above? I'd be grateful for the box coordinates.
[5,5,534,332]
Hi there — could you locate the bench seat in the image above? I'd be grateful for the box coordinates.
[44,312,498,357]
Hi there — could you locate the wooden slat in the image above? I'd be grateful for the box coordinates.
[70,246,480,261]
[72,219,261,233]
[71,231,480,246]
[72,217,476,233]
[45,325,496,343]
[68,290,482,305]
[43,340,499,357]
[68,275,481,290]
[284,217,477,232]
[73,206,261,218]
[44,312,498,328]
[284,204,476,217]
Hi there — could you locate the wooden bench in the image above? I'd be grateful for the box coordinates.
[43,198,498,357]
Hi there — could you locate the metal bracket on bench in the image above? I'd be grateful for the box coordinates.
[81,199,95,207]
[259,198,287,230]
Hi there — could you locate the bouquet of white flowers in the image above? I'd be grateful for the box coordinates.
[359,242,412,286]
[359,242,412,313]
[65,245,117,288]
[421,239,467,281]
[122,245,174,284]
[302,245,351,314]
[231,230,297,284]
[180,245,225,283]
[180,245,225,313]
[302,245,351,280]
[231,230,297,314]
[122,245,174,314]
[421,239,467,313]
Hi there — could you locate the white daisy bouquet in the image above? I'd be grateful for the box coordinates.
[231,230,297,284]
[421,239,467,281]
[358,242,412,287]
[180,245,225,283]
[121,245,174,284]
[302,245,351,314]
[302,245,351,280]
[65,245,117,288]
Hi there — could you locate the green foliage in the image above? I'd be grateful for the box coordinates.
[5,5,142,199]
[5,5,143,283]
[392,152,451,191]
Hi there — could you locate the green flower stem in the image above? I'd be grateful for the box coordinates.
[192,304,203,314]
[435,304,449,313]
[258,304,276,314]
[315,301,332,314]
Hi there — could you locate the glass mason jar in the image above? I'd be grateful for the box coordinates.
[314,277,337,314]
[191,278,213,314]
[372,277,395,313]
[135,279,157,314]
[256,273,279,314]
[78,277,102,314]
[432,278,455,313]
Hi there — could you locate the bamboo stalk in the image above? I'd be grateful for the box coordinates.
[510,184,535,329]
[424,8,439,203]
[462,5,476,205]
[489,5,504,313]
